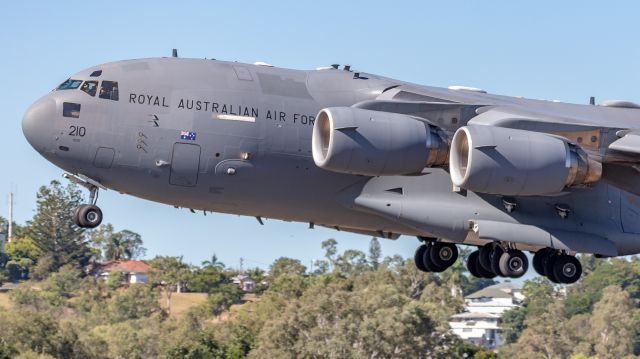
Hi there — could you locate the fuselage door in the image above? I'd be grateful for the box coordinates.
[170,143,201,187]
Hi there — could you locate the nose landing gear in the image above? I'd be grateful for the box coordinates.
[64,173,104,229]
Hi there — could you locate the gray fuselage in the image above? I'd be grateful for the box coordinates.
[22,57,640,257]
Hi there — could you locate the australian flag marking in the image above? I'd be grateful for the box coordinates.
[180,131,197,141]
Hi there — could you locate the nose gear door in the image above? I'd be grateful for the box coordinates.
[170,143,201,187]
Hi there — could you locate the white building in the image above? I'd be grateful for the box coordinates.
[449,312,503,348]
[465,282,523,315]
[94,260,151,284]
[449,282,523,348]
[232,274,256,292]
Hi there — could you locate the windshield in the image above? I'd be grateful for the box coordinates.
[57,79,83,90]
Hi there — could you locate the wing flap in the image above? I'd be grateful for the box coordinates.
[609,131,640,155]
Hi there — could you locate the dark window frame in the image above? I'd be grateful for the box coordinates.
[63,102,81,118]
[80,81,98,97]
[99,80,119,101]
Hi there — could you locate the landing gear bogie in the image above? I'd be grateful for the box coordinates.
[533,248,582,284]
[413,241,459,273]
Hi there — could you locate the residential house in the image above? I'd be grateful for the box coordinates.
[232,274,256,291]
[94,260,151,284]
[449,282,523,349]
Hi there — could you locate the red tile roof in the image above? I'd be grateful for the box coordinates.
[95,260,150,273]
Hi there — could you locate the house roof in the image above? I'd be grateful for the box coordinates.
[466,283,518,299]
[450,312,501,320]
[95,260,150,274]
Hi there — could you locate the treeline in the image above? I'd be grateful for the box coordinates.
[499,257,640,358]
[2,181,640,358]
[0,181,499,358]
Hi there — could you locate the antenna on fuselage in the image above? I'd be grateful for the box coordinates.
[172,48,178,58]
[590,96,595,105]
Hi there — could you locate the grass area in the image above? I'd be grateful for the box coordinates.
[162,292,260,320]
[162,292,208,318]
[0,292,12,310]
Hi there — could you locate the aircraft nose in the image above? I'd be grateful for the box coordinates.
[22,97,55,153]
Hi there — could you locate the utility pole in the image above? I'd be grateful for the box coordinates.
[8,192,13,243]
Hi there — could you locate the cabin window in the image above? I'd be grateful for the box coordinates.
[63,102,81,118]
[80,81,98,97]
[99,80,119,101]
[57,79,83,90]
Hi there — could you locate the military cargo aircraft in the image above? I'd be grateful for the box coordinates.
[22,53,640,284]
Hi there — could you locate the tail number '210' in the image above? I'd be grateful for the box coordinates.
[68,125,86,137]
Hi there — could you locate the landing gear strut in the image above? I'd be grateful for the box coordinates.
[414,240,459,273]
[64,173,104,229]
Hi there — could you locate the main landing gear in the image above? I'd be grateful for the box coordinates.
[466,243,529,279]
[414,240,459,273]
[532,248,582,284]
[64,173,104,229]
[412,238,582,284]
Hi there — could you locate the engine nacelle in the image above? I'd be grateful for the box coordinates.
[449,125,602,196]
[312,107,448,176]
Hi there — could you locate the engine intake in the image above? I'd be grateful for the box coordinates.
[312,107,448,176]
[450,125,601,196]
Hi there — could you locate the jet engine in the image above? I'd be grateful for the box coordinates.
[449,125,602,196]
[312,107,448,176]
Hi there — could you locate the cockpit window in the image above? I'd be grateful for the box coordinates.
[57,79,83,90]
[99,81,119,101]
[63,102,81,118]
[80,81,98,97]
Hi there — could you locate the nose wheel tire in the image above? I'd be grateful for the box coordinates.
[75,204,103,228]
[498,250,529,278]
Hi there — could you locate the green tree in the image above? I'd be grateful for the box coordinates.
[367,237,382,270]
[206,283,242,317]
[511,301,571,359]
[189,266,225,293]
[334,249,368,274]
[91,224,145,260]
[26,181,92,274]
[252,271,460,358]
[201,253,225,270]
[106,284,161,322]
[4,237,41,280]
[148,256,192,314]
[589,285,636,358]
[501,277,555,344]
[321,238,337,270]
[563,257,640,317]
[269,257,306,278]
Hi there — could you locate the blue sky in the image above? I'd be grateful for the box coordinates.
[1,1,639,270]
